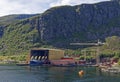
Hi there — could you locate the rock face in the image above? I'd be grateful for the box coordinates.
[111,0,120,1]
[31,1,120,47]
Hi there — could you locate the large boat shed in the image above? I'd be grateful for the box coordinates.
[28,48,64,63]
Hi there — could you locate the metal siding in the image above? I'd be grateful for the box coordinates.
[49,50,64,60]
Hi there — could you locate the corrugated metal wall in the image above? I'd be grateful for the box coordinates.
[49,49,64,60]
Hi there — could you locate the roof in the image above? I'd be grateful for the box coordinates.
[31,48,64,51]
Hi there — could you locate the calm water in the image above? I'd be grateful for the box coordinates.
[0,65,120,82]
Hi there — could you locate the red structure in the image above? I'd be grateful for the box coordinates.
[51,56,77,66]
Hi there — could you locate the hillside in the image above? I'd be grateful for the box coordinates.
[0,14,39,55]
[0,14,37,25]
[0,0,120,55]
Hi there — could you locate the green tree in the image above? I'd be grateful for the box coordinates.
[105,36,120,50]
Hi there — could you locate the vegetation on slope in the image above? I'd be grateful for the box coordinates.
[0,14,37,25]
[0,0,119,60]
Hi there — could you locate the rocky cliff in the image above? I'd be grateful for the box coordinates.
[35,0,120,47]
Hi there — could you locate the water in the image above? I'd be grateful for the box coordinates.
[0,65,120,82]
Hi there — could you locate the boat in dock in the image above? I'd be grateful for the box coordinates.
[28,48,64,66]
[101,66,120,74]
[29,59,44,66]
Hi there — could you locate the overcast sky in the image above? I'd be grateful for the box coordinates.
[0,0,110,17]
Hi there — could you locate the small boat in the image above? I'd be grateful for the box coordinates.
[107,67,120,74]
[29,60,44,66]
[101,66,120,74]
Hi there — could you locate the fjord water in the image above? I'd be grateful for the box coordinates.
[0,66,120,82]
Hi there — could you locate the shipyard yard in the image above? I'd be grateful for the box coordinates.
[0,0,120,82]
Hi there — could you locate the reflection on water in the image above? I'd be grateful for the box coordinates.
[0,65,120,82]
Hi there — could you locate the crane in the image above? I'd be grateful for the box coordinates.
[70,40,105,65]
[70,39,105,46]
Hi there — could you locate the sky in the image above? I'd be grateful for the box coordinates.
[0,0,110,17]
